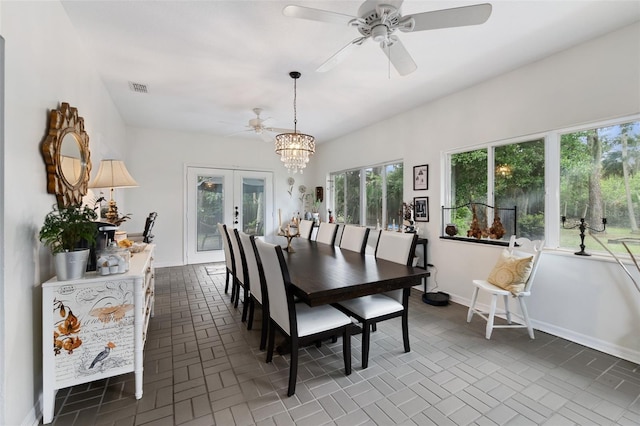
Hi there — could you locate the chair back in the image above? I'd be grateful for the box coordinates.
[298,219,314,240]
[228,227,244,284]
[508,235,545,293]
[217,223,234,271]
[238,231,262,304]
[142,212,157,243]
[339,225,370,254]
[375,230,418,266]
[375,230,418,302]
[254,238,291,335]
[316,222,339,245]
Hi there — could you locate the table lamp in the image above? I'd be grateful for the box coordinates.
[89,159,138,223]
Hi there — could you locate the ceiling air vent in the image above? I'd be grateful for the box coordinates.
[128,81,148,93]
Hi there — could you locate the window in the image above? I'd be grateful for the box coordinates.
[331,162,403,228]
[447,139,545,241]
[445,115,640,255]
[560,120,640,254]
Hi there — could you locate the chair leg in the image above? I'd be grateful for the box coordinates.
[402,309,410,353]
[247,298,255,330]
[518,297,535,339]
[361,320,371,369]
[266,321,276,363]
[371,323,377,332]
[230,276,236,302]
[287,339,299,397]
[259,306,268,351]
[486,294,498,339]
[343,328,352,376]
[503,295,511,324]
[241,287,249,322]
[225,269,230,294]
[467,287,479,322]
[233,281,240,308]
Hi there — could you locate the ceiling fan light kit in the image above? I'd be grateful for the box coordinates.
[275,71,315,174]
[283,1,492,76]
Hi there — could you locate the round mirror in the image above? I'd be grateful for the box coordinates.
[42,103,92,207]
[59,132,85,186]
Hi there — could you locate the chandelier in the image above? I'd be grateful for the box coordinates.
[275,71,315,174]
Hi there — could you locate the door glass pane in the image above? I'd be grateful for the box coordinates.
[242,177,265,236]
[197,176,223,252]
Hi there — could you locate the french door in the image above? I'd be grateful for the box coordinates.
[186,167,273,264]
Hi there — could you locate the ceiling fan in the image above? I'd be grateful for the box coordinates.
[283,0,492,76]
[227,108,294,142]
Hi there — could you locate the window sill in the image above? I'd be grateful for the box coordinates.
[439,236,509,247]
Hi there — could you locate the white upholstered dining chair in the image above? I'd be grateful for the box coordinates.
[316,222,339,245]
[466,235,544,339]
[336,230,417,368]
[253,238,354,396]
[228,227,249,321]
[339,225,370,254]
[298,219,314,240]
[216,223,234,295]
[235,231,268,350]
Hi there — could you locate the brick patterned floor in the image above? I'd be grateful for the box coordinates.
[45,264,640,425]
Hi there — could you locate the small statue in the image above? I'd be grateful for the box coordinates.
[489,212,505,239]
[467,204,483,239]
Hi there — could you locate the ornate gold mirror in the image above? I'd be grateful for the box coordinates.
[42,103,91,206]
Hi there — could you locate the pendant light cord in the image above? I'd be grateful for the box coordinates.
[293,77,298,133]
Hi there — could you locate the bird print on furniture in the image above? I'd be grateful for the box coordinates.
[89,342,116,368]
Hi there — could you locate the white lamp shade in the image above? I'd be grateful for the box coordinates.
[89,159,139,189]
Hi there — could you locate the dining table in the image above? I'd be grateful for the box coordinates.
[265,235,430,307]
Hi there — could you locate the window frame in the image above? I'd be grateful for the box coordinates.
[443,113,640,253]
[330,160,403,228]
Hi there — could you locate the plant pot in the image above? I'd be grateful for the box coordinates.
[54,249,90,280]
[445,224,458,236]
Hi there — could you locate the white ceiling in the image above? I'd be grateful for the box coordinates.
[61,0,640,143]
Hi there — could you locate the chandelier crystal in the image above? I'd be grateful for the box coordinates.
[275,71,315,174]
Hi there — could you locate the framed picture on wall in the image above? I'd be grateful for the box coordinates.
[413,197,429,222]
[413,165,428,190]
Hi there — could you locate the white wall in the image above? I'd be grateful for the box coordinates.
[1,2,638,424]
[2,2,126,424]
[313,22,640,363]
[122,127,314,267]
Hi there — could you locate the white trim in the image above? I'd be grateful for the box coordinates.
[451,293,640,365]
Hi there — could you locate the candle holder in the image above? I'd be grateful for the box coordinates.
[561,216,607,256]
[278,226,300,253]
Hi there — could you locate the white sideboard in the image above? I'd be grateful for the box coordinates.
[42,245,155,424]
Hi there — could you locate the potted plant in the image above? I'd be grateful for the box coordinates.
[39,204,98,280]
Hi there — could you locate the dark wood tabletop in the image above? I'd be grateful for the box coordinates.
[266,236,430,307]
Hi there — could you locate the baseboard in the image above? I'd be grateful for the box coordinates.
[449,293,640,365]
[21,392,41,426]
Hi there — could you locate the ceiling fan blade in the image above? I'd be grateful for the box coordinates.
[283,5,356,25]
[317,37,366,73]
[408,3,492,32]
[266,127,296,133]
[381,37,417,76]
[259,132,274,143]
[225,129,254,137]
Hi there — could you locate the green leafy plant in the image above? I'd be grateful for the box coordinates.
[39,204,98,254]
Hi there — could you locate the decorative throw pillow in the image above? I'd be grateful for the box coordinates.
[487,249,534,294]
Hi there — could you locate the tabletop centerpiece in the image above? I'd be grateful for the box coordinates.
[277,209,300,252]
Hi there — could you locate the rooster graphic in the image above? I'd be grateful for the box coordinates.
[89,342,116,368]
